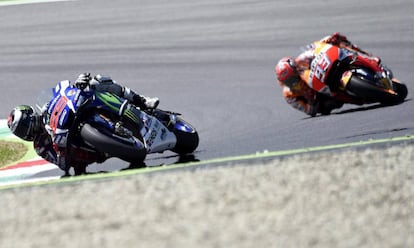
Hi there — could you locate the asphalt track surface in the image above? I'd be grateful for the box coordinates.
[1,0,413,176]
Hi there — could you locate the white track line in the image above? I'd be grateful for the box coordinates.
[0,0,76,6]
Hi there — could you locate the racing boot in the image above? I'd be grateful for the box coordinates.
[132,94,159,110]
[319,99,344,115]
[142,96,160,109]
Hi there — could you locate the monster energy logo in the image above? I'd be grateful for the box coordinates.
[95,92,123,112]
[123,106,141,124]
[95,92,140,124]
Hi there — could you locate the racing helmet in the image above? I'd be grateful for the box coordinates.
[275,57,301,88]
[7,105,41,141]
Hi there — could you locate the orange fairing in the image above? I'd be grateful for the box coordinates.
[307,43,339,95]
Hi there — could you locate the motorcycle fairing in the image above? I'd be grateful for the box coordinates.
[83,113,145,150]
[307,43,337,95]
[140,111,177,153]
[47,80,143,131]
[342,68,397,96]
[45,80,144,148]
[44,81,81,147]
[174,119,197,133]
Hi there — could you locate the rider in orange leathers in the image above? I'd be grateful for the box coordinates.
[274,32,378,116]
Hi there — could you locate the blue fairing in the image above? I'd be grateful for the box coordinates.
[85,114,116,133]
[45,80,121,131]
[174,120,195,133]
[46,81,86,130]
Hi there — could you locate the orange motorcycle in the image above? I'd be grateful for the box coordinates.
[301,42,407,109]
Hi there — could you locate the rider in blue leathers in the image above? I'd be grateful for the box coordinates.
[8,73,159,173]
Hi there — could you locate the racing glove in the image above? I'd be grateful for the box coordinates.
[325,32,373,56]
[324,32,348,46]
[75,73,92,90]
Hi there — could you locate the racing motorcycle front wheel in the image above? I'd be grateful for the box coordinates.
[170,117,199,155]
[80,123,147,164]
[346,75,407,105]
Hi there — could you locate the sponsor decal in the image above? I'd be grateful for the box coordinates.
[340,71,352,87]
[310,50,331,83]
[53,129,68,147]
[66,89,77,97]
[47,96,59,114]
[49,97,67,132]
[58,109,68,127]
[146,129,158,147]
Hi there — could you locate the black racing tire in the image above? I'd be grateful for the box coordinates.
[392,81,408,104]
[171,129,199,155]
[346,75,404,105]
[170,118,199,155]
[80,123,146,163]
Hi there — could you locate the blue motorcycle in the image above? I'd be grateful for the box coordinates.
[40,80,199,175]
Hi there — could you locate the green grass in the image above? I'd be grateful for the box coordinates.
[0,141,27,168]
